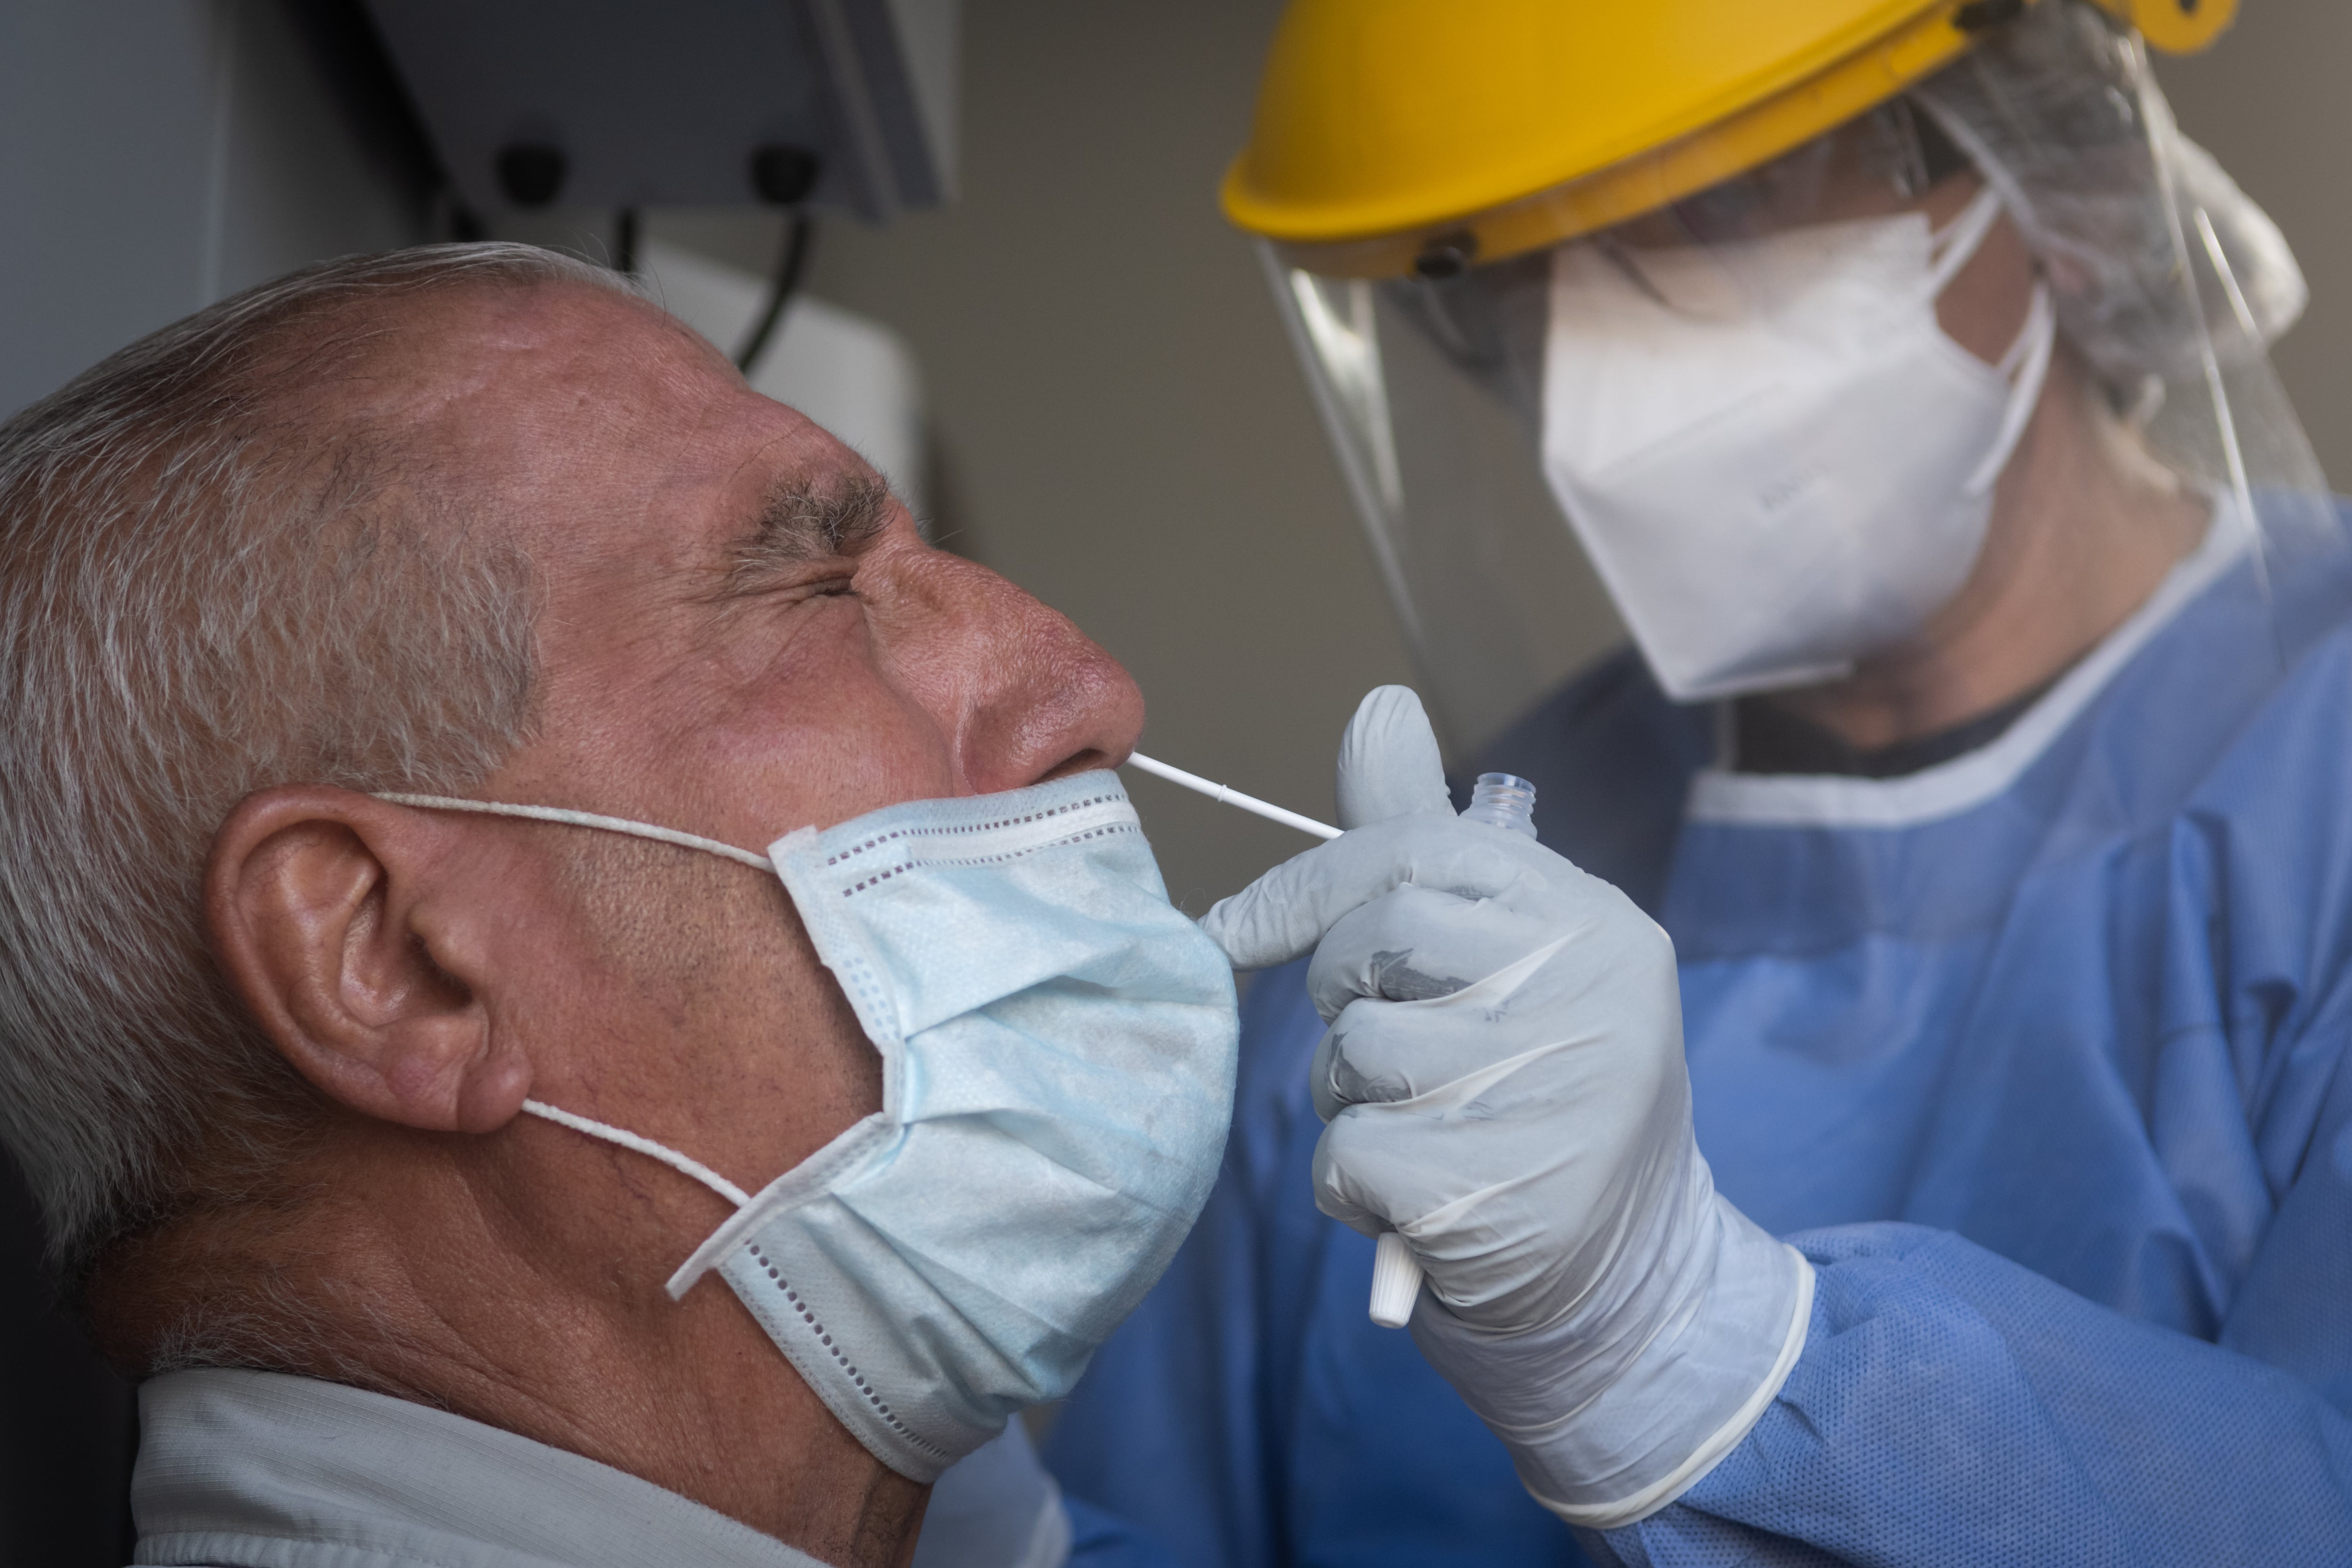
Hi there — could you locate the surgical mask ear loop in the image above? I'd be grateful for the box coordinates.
[373,793,775,871]
[371,792,764,1211]
[1918,186,2059,500]
[1923,184,2008,300]
[1963,280,2058,496]
[520,1100,751,1207]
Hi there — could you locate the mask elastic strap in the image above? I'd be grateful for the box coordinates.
[370,793,768,1214]
[1963,280,2058,497]
[373,793,774,871]
[521,1100,751,1209]
[1924,184,2006,300]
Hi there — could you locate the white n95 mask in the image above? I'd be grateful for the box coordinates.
[382,773,1240,1482]
[1541,185,2058,701]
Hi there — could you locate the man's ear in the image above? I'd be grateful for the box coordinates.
[205,787,531,1134]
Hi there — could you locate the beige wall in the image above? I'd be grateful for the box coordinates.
[671,0,2352,911]
[2157,6,2352,484]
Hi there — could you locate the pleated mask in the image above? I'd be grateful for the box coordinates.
[382,772,1240,1481]
[1541,185,2057,701]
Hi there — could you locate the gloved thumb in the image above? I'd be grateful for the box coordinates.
[1335,686,1450,830]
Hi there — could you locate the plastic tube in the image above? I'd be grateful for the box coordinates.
[1461,772,1539,837]
[1370,1233,1423,1328]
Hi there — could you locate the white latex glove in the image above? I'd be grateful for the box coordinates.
[1202,687,1812,1529]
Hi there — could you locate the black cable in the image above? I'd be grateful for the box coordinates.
[613,207,640,276]
[735,212,817,372]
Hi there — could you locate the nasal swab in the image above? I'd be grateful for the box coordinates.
[1125,754,1541,1330]
[1124,753,1341,840]
[1120,756,1403,1316]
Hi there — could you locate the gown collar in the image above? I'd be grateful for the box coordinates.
[1686,508,2249,831]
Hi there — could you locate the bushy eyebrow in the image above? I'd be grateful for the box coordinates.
[719,471,895,595]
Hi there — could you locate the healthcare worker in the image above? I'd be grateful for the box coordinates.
[1046,0,2352,1563]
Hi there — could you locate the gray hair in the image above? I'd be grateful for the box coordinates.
[0,242,635,1281]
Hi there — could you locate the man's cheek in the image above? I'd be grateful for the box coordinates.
[724,675,958,833]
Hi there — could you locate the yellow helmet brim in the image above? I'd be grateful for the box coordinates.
[1225,0,2235,279]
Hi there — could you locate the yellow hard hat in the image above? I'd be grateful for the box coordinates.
[1224,0,2235,279]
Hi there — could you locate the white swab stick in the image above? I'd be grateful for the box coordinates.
[1125,753,1341,840]
[1128,751,1417,1321]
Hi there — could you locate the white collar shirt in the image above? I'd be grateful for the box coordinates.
[128,1367,827,1568]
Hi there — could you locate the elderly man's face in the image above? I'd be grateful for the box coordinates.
[413,279,1143,1186]
[201,276,1148,1449]
[451,280,1138,835]
[166,273,1156,1553]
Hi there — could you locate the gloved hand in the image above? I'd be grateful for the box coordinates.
[1201,687,1812,1529]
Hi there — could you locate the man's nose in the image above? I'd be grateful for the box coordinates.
[882,548,1145,796]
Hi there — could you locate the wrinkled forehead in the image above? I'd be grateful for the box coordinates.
[360,279,817,508]
[339,278,722,433]
[381,279,879,595]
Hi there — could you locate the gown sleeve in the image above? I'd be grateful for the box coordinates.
[1593,626,2352,1567]
[1589,1204,2352,1566]
[1061,1496,1184,1568]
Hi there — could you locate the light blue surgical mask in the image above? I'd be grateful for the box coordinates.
[381,772,1240,1480]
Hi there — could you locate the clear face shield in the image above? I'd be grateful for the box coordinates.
[1268,0,2337,761]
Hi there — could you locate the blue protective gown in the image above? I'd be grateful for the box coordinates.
[1047,518,2352,1566]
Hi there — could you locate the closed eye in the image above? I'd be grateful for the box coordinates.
[717,472,896,599]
